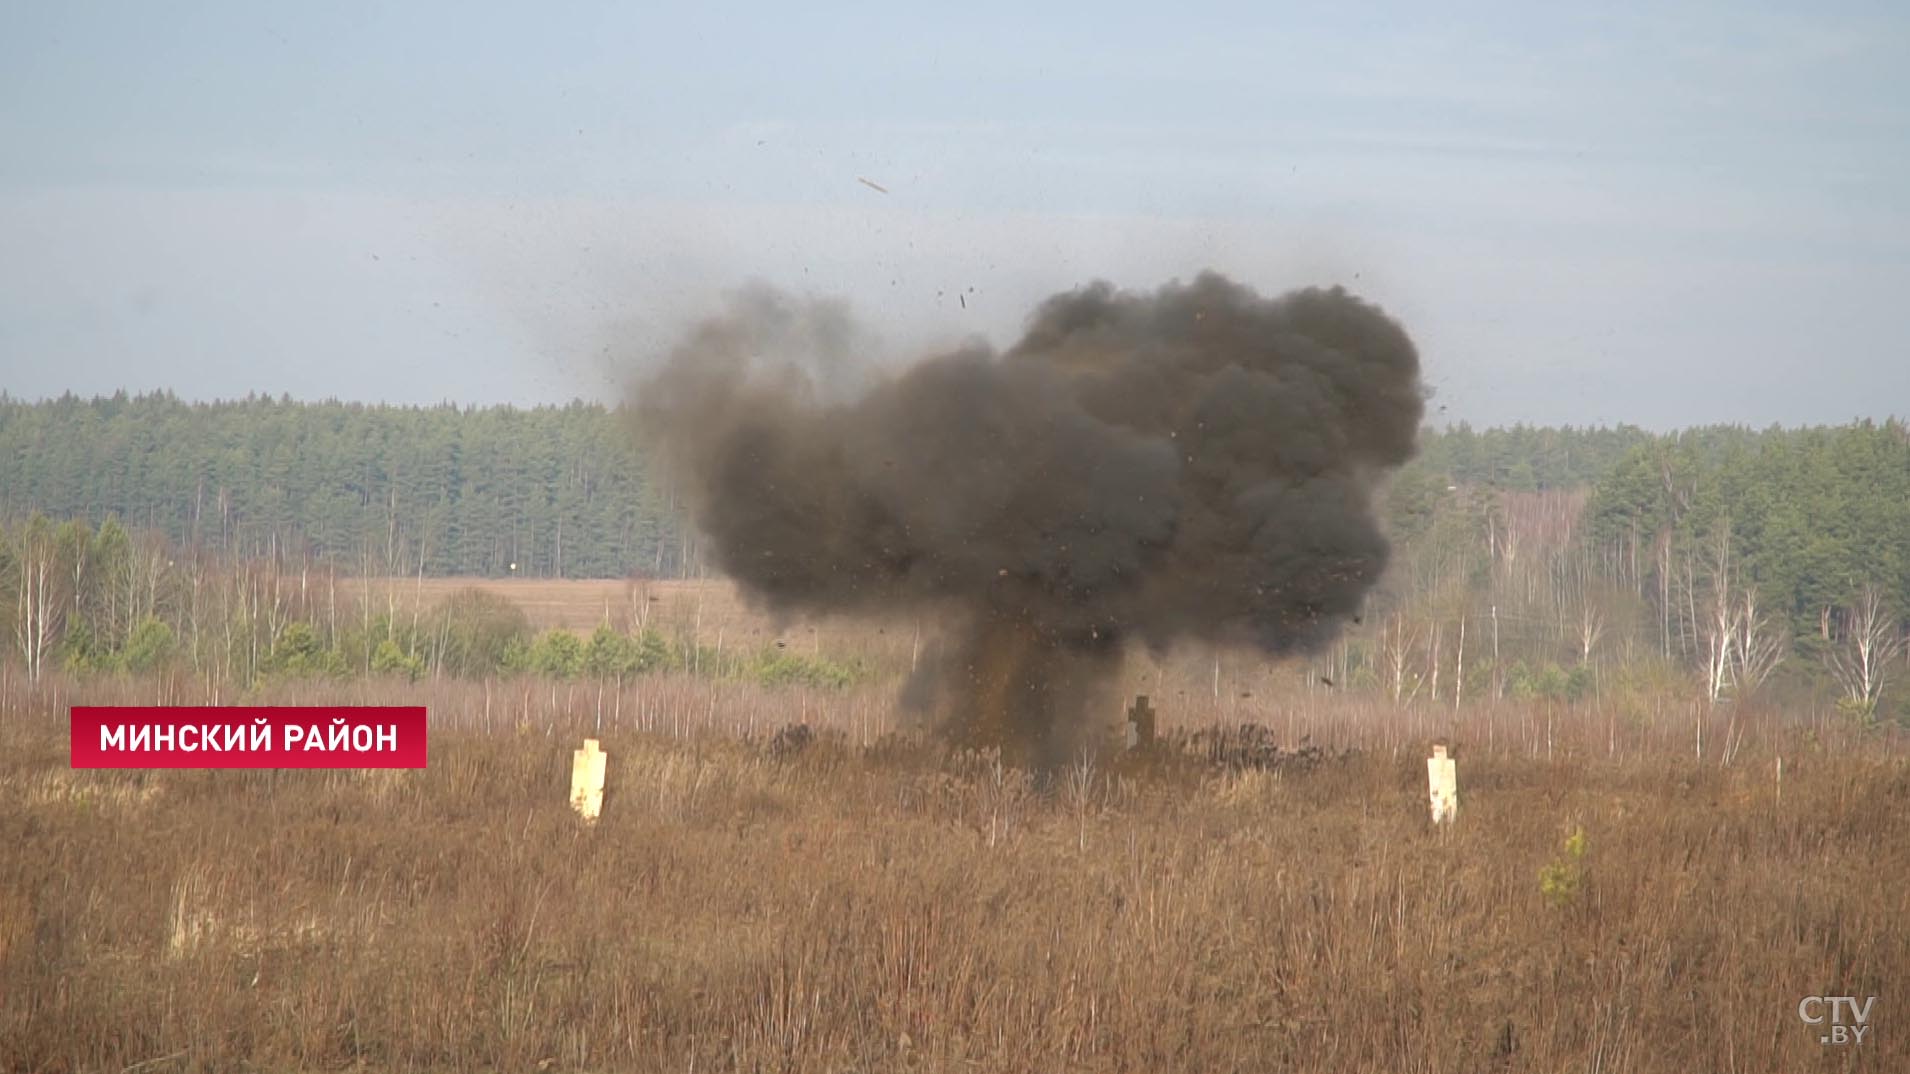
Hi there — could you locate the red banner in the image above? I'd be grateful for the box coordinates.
[70,706,428,769]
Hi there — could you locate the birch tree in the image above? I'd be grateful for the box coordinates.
[1698,523,1736,704]
[1827,584,1902,716]
[1731,587,1786,697]
[14,515,66,683]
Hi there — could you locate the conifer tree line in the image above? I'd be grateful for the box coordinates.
[0,392,706,579]
[2,394,1654,581]
[1,394,1905,717]
[1364,419,1909,720]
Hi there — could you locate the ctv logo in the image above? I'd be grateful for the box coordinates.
[1798,995,1876,1045]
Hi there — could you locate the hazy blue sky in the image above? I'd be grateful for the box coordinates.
[2,1,1906,428]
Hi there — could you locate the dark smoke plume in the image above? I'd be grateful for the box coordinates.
[634,272,1424,764]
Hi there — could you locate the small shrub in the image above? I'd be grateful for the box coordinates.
[267,622,343,678]
[370,638,425,681]
[583,624,641,678]
[527,629,584,679]
[430,588,532,676]
[738,649,866,689]
[1539,825,1588,907]
[122,617,177,674]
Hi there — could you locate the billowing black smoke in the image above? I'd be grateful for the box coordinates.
[634,272,1424,764]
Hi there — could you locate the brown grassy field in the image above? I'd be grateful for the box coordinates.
[341,576,722,636]
[340,575,915,652]
[5,670,1908,1073]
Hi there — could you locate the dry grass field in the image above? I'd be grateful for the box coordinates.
[5,668,1908,1073]
[340,575,911,651]
[340,577,719,636]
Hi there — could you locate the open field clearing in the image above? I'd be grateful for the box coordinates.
[340,577,731,636]
[7,673,1908,1072]
[341,575,932,676]
[340,576,876,644]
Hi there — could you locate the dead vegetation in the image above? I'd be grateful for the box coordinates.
[4,673,1908,1072]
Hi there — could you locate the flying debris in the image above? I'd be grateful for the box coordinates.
[856,177,890,194]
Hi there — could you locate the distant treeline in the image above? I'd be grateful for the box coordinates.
[1,395,1905,647]
[1,398,1905,714]
[1,393,1662,580]
[1583,421,1910,653]
[1361,418,1908,717]
[1383,419,1910,646]
[1409,422,1660,493]
[0,393,696,579]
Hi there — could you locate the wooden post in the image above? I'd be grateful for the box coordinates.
[1126,695,1157,751]
[571,738,607,823]
[1428,742,1458,824]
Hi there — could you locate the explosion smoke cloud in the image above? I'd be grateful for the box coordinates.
[635,272,1424,764]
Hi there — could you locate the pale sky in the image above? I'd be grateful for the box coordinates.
[2,1,1906,429]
